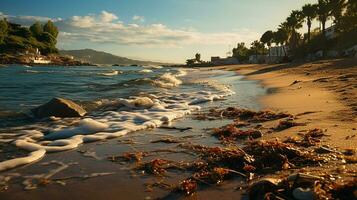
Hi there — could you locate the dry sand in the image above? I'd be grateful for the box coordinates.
[215,58,357,150]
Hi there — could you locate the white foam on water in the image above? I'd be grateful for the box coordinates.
[152,69,186,88]
[142,65,163,69]
[0,68,235,171]
[0,149,46,172]
[100,70,121,76]
[139,69,153,73]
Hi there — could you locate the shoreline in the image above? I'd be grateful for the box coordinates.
[215,58,357,149]
[0,62,356,199]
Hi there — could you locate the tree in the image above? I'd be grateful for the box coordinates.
[273,28,289,56]
[195,53,201,63]
[39,32,56,45]
[232,42,249,61]
[30,21,43,38]
[0,18,8,44]
[260,30,274,57]
[43,20,58,38]
[338,0,357,32]
[285,10,304,49]
[317,0,331,37]
[250,40,265,55]
[186,59,195,66]
[328,0,346,27]
[302,4,317,42]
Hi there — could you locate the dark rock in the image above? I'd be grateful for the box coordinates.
[32,98,87,118]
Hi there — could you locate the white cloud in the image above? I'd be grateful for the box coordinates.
[1,10,259,49]
[132,15,145,22]
[100,11,118,23]
[70,15,95,28]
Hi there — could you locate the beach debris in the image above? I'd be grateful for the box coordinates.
[248,178,281,200]
[314,146,341,154]
[137,159,184,176]
[151,138,181,144]
[159,126,193,132]
[177,179,197,195]
[194,107,292,122]
[343,148,355,156]
[285,128,328,147]
[274,118,305,131]
[212,123,262,141]
[31,97,87,118]
[109,151,149,162]
[243,140,319,171]
[248,173,357,200]
[291,80,302,85]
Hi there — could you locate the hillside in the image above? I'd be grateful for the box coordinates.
[60,49,172,66]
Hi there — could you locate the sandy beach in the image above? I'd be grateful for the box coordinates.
[215,58,357,149]
[0,59,356,199]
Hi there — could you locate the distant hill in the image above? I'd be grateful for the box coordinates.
[59,49,172,66]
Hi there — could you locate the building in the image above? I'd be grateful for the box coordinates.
[265,46,289,63]
[249,55,266,64]
[268,46,288,57]
[32,57,51,64]
[210,56,239,65]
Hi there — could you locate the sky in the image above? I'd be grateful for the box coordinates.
[0,0,318,63]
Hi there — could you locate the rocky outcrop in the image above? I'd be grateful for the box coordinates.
[32,98,87,118]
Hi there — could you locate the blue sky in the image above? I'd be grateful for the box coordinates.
[0,0,317,63]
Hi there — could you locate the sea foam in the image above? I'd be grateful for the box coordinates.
[0,68,235,172]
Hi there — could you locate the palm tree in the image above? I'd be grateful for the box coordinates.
[328,0,346,26]
[273,28,289,57]
[302,4,317,42]
[260,30,274,58]
[250,40,265,62]
[285,10,304,49]
[195,53,201,63]
[317,0,331,37]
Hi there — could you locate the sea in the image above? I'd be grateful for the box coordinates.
[0,65,266,171]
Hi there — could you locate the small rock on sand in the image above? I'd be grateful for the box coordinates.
[32,97,87,118]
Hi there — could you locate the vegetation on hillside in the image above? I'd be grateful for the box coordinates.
[0,19,59,55]
[60,49,173,65]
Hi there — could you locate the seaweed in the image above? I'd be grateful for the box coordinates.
[243,140,319,172]
[194,107,292,122]
[248,174,357,200]
[273,118,305,131]
[212,123,262,141]
[285,128,328,147]
[108,151,148,162]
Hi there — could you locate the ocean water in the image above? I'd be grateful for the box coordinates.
[0,65,266,171]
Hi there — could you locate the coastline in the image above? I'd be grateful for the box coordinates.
[214,58,357,149]
[0,62,356,199]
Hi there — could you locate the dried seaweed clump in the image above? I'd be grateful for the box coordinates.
[108,151,148,162]
[285,128,328,147]
[243,140,319,172]
[274,118,305,131]
[212,123,262,141]
[194,107,292,122]
[248,174,357,200]
[136,159,187,176]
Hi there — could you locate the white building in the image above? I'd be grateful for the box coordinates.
[268,46,288,57]
[32,57,51,64]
